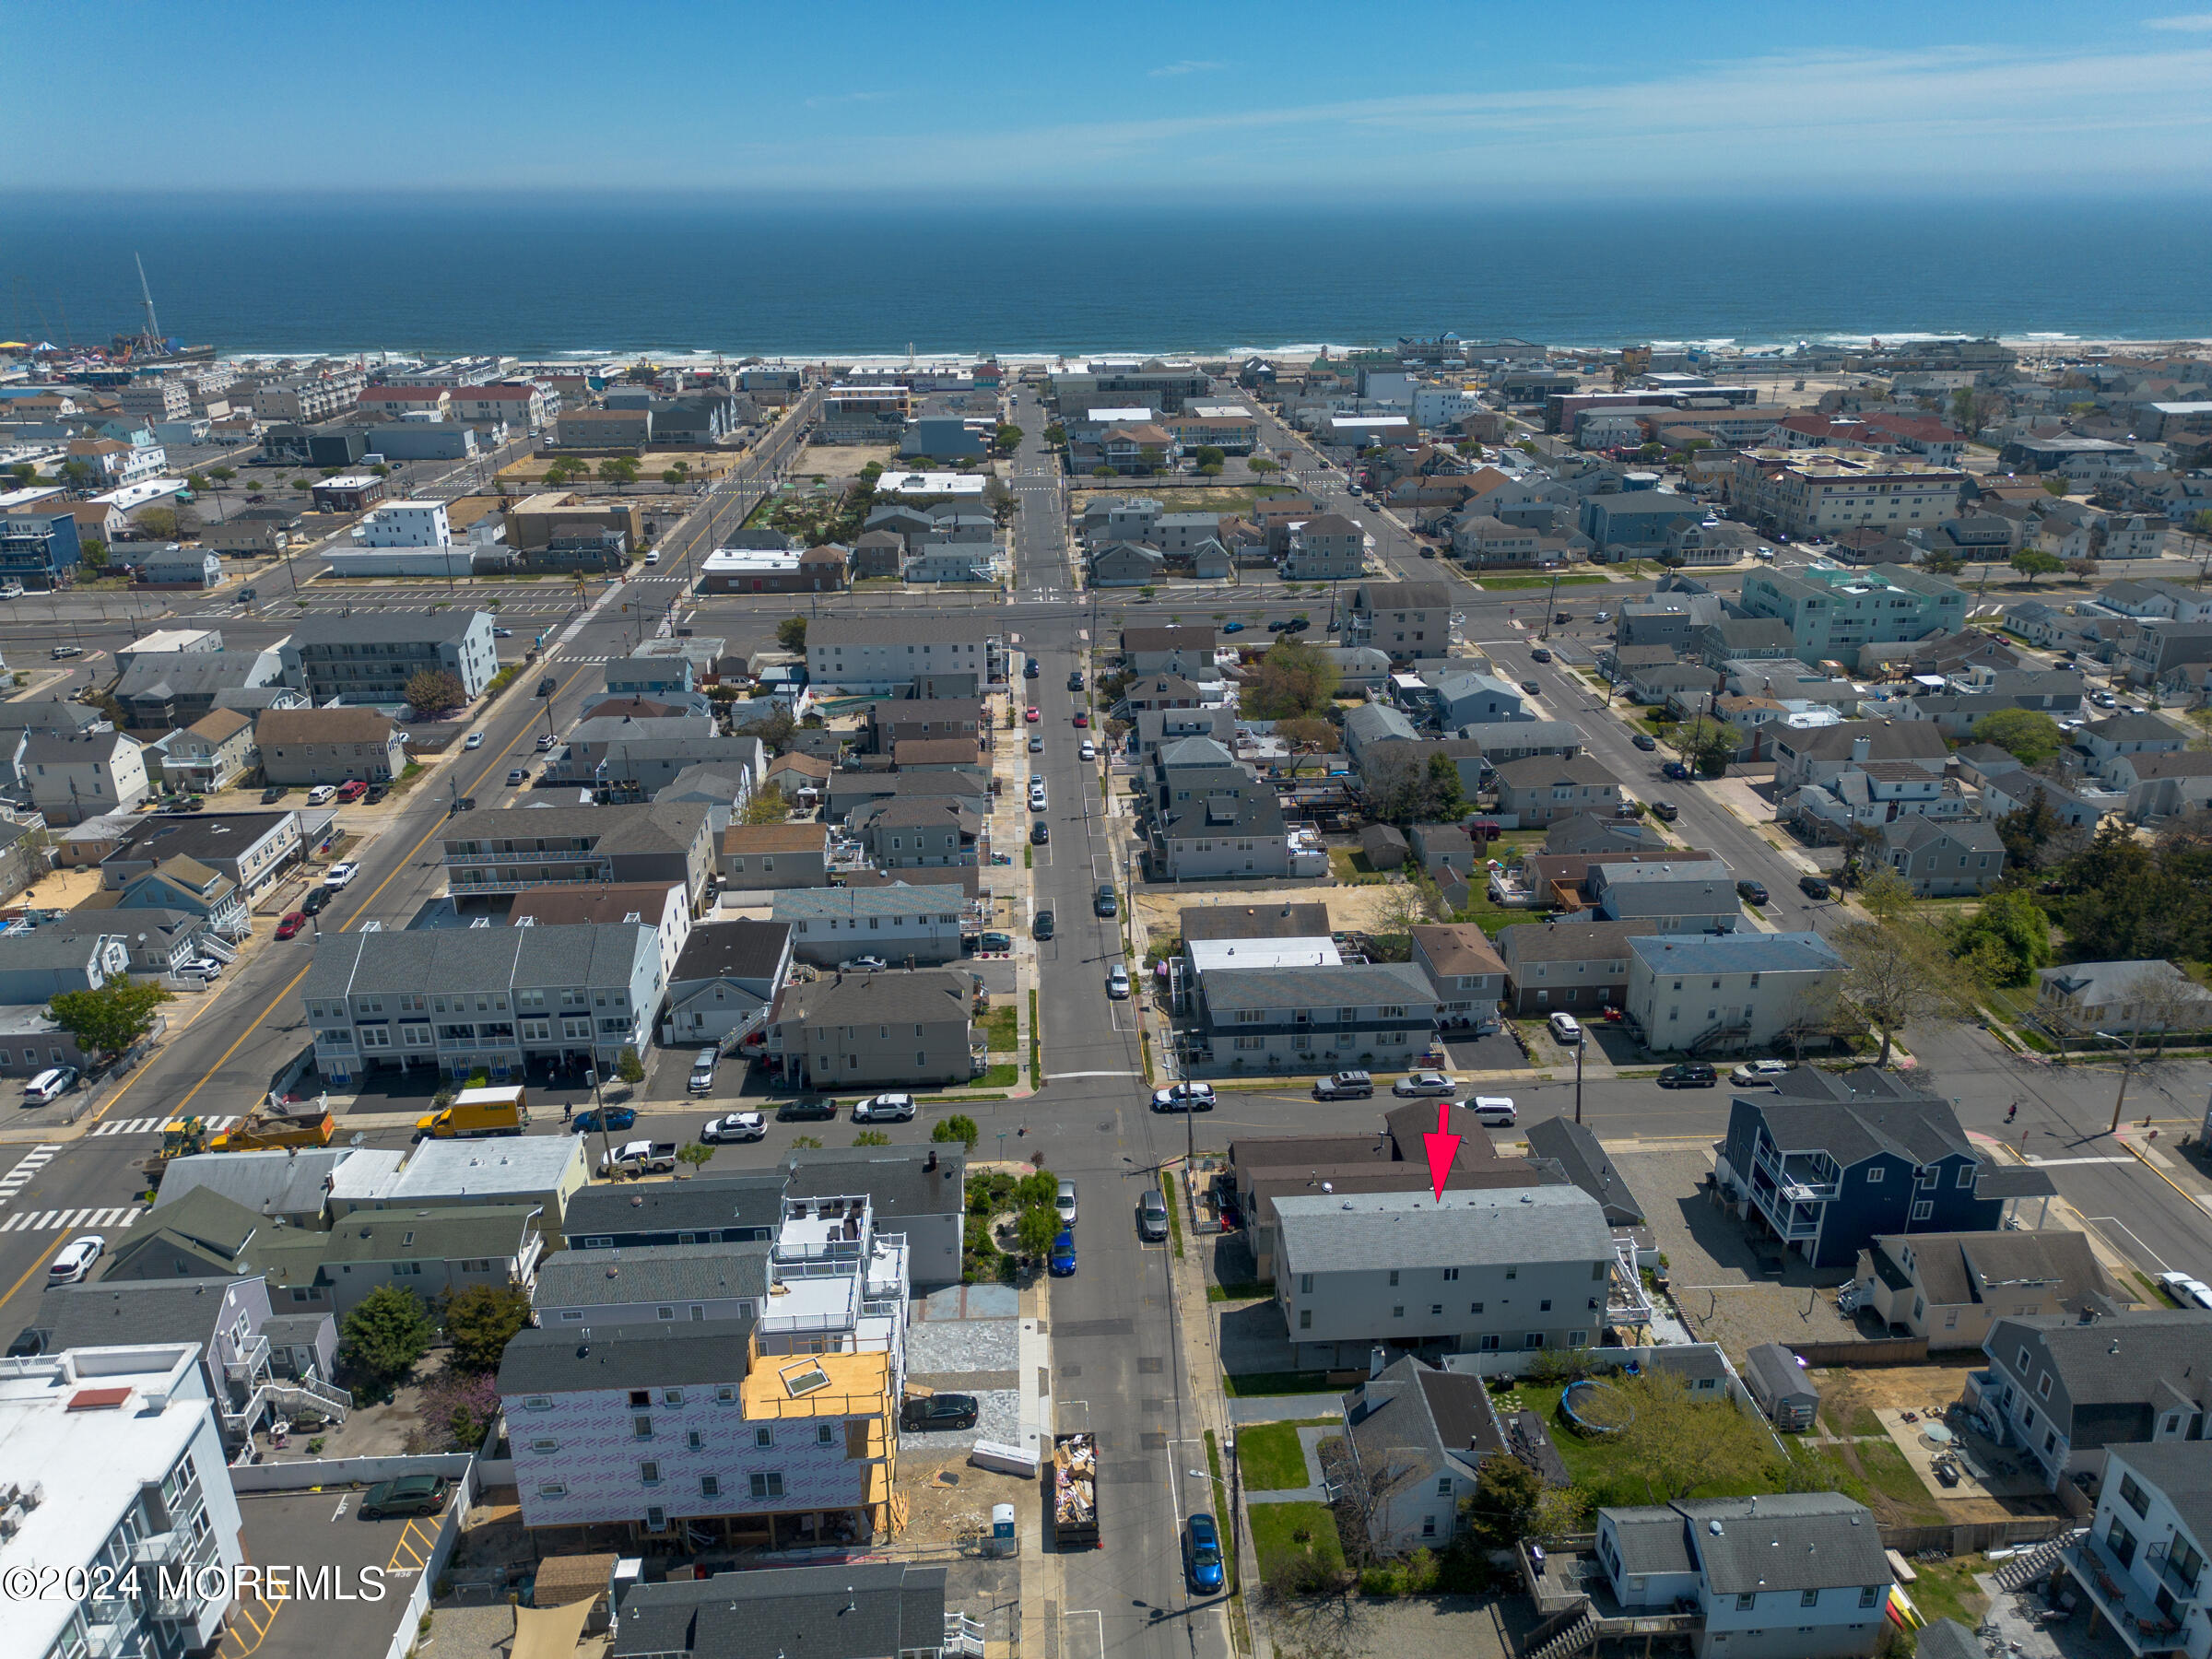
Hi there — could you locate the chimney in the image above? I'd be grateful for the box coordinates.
[1850,735,1871,761]
[1369,1345,1390,1381]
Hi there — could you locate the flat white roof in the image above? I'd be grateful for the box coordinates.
[1186,404,1255,419]
[0,486,65,510]
[93,477,186,509]
[1326,416,1412,429]
[1087,406,1154,421]
[0,1344,208,1655]
[705,547,804,572]
[319,474,381,488]
[371,500,444,512]
[872,471,986,498]
[1188,936,1342,973]
[387,1134,583,1199]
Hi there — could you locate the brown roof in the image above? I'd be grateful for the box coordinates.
[505,883,684,926]
[186,709,253,743]
[894,737,982,767]
[722,823,828,854]
[1180,901,1334,942]
[254,708,397,747]
[1410,924,1506,977]
[765,752,833,779]
[1496,917,1652,967]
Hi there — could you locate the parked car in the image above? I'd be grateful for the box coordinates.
[535,733,556,751]
[1799,874,1832,900]
[572,1106,637,1135]
[1023,658,1040,679]
[1281,618,1310,634]
[838,956,888,972]
[46,1236,104,1284]
[1024,706,1040,723]
[1094,884,1118,916]
[778,1096,840,1122]
[19,1066,77,1107]
[1184,1513,1226,1594]
[1730,1060,1792,1087]
[275,911,307,940]
[1030,820,1050,844]
[1530,647,1552,664]
[178,959,223,982]
[1222,620,1244,633]
[1736,880,1770,905]
[1468,1096,1518,1125]
[305,784,336,806]
[1067,670,1084,690]
[1106,964,1130,999]
[688,1048,719,1094]
[365,784,388,804]
[1548,1012,1584,1046]
[1035,909,1054,940]
[507,768,528,786]
[1631,733,1657,751]
[1137,1189,1170,1241]
[1073,711,1088,727]
[853,1092,917,1123]
[49,645,83,660]
[1029,734,1043,752]
[335,780,369,803]
[1393,1071,1456,1098]
[1049,1230,1077,1276]
[1650,800,1679,821]
[360,1475,451,1520]
[1657,1062,1718,1088]
[1661,760,1691,781]
[323,862,359,888]
[2159,1271,2212,1310]
[464,732,485,749]
[300,886,331,915]
[1312,1070,1374,1100]
[1519,679,1541,695]
[1079,739,1096,759]
[1150,1082,1216,1112]
[976,932,1013,953]
[900,1393,980,1431]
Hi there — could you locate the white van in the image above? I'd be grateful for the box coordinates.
[1469,1096,1518,1126]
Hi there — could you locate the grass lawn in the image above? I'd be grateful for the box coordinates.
[970,1064,1019,1089]
[1907,1556,1990,1629]
[1247,1501,1346,1583]
[1207,1280,1272,1301]
[983,1006,1018,1053]
[1222,1370,1333,1397]
[1477,573,1612,590]
[1237,1423,1318,1490]
[1327,848,1389,885]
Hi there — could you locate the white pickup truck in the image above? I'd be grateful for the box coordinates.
[598,1138,679,1178]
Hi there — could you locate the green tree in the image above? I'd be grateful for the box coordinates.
[1612,1369,1777,1502]
[290,477,312,492]
[1424,752,1465,819]
[6,462,34,486]
[1042,424,1066,448]
[1948,888,2054,988]
[775,616,808,651]
[45,975,173,1059]
[135,506,181,541]
[2010,548,2065,586]
[1675,716,1737,778]
[1091,465,1116,477]
[184,471,209,493]
[60,458,96,488]
[993,424,1024,453]
[677,1142,714,1170]
[853,1130,890,1147]
[1248,456,1280,475]
[339,1284,438,1389]
[660,467,687,485]
[598,456,641,486]
[739,785,791,825]
[78,538,109,572]
[790,1135,824,1148]
[1194,445,1225,470]
[934,1113,980,1149]
[1920,551,1965,578]
[615,1046,645,1085]
[1015,1205,1059,1261]
[1465,1453,1546,1547]
[1239,636,1339,720]
[441,1282,532,1372]
[1855,867,1915,923]
[404,667,465,715]
[206,465,236,488]
[1972,707,2064,765]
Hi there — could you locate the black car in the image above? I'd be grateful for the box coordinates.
[778,1096,840,1122]
[1799,874,1833,900]
[1661,760,1691,781]
[1282,617,1310,633]
[261,785,288,803]
[1520,679,1541,695]
[1024,659,1040,678]
[900,1393,980,1431]
[1657,1062,1718,1088]
[1530,646,1552,663]
[1030,820,1049,844]
[1265,619,1290,632]
[365,784,388,804]
[1736,880,1769,905]
[5,1327,47,1359]
[1035,909,1054,940]
[535,675,558,698]
[300,886,332,915]
[1554,611,1571,625]
[1631,733,1658,751]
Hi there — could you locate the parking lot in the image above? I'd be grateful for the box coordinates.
[219,1487,449,1659]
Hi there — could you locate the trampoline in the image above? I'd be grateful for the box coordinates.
[1560,1378,1635,1435]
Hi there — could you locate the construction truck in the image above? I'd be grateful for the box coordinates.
[1053,1432,1100,1549]
[208,1095,335,1154]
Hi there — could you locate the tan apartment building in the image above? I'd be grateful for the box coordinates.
[720,822,830,889]
[772,967,975,1088]
[1491,754,1622,826]
[501,491,641,555]
[255,708,408,784]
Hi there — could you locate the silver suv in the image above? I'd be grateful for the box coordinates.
[1137,1189,1170,1242]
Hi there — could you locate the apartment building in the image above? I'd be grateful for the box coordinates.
[1626,931,1845,1055]
[22,728,149,823]
[1852,1230,2112,1353]
[353,500,451,547]
[1730,447,1964,539]
[1979,1311,2212,1495]
[770,967,975,1088]
[100,809,304,902]
[250,368,364,422]
[1146,767,1298,881]
[720,822,830,889]
[441,802,714,902]
[1050,358,1212,413]
[1282,512,1369,581]
[278,608,499,703]
[0,1342,249,1659]
[1409,924,1506,1035]
[807,617,1001,692]
[772,888,965,968]
[1492,754,1621,826]
[446,382,556,430]
[1737,564,1968,663]
[1344,581,1454,661]
[818,385,912,443]
[301,922,665,1081]
[1192,961,1438,1072]
[1275,1186,1635,1369]
[2058,1441,2212,1654]
[255,707,408,784]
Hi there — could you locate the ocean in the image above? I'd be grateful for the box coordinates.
[6,193,2209,359]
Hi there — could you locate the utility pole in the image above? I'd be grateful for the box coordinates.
[1573,1030,1585,1125]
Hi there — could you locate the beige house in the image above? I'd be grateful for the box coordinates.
[772,967,975,1088]
[24,729,149,824]
[763,751,834,800]
[1853,1230,2109,1352]
[1408,924,1506,1035]
[255,708,408,784]
[161,709,260,793]
[720,822,830,889]
[1492,754,1622,826]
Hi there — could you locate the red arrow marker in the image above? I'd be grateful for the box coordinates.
[1421,1101,1461,1201]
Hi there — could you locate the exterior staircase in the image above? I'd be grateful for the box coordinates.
[944,1613,985,1658]
[1524,1608,1597,1659]
[219,1353,353,1441]
[1994,1528,2085,1592]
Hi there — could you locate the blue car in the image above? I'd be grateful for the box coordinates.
[1184,1513,1225,1592]
[1049,1229,1077,1276]
[572,1106,637,1134]
[1222,621,1244,633]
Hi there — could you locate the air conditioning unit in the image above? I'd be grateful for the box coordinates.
[0,1507,23,1539]
[19,1481,41,1510]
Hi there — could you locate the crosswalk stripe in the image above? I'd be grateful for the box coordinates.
[120,1208,139,1229]
[0,1215,23,1231]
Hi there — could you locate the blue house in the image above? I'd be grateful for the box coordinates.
[0,508,84,587]
[1714,1070,2003,1270]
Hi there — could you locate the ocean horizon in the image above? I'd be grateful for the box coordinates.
[6,193,2209,359]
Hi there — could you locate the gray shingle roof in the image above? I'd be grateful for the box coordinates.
[612,1561,946,1659]
[1275,1186,1611,1276]
[497,1321,759,1396]
[780,967,971,1028]
[1675,1493,1886,1594]
[563,1174,786,1241]
[300,922,658,1005]
[669,921,790,985]
[534,1241,770,1308]
[1990,1310,2212,1422]
[1524,1117,1646,1226]
[1627,932,1843,976]
[782,1146,966,1222]
[1198,961,1433,1014]
[41,1277,249,1352]
[441,801,708,857]
[1747,1093,1975,1168]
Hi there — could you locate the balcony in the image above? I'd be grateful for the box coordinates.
[2147,1540,2205,1606]
[2063,1532,2190,1654]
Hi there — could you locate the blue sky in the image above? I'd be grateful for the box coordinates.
[9,1,2212,198]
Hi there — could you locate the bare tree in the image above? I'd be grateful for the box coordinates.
[2116,966,2212,1060]
[1321,1436,1423,1575]
[1834,918,1978,1066]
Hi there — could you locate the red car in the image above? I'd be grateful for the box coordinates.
[335,780,368,803]
[1023,706,1040,723]
[275,912,307,939]
[1073,712,1089,727]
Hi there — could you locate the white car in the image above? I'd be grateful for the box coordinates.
[21,1066,77,1105]
[2159,1271,2212,1310]
[838,956,888,972]
[1149,1082,1216,1112]
[1547,1012,1584,1046]
[305,784,337,806]
[1730,1059,1791,1087]
[853,1092,916,1123]
[644,550,661,564]
[700,1112,766,1143]
[465,732,485,749]
[1468,1096,1517,1126]
[1079,739,1095,760]
[323,863,359,889]
[1393,1071,1457,1098]
[178,959,223,982]
[1054,1180,1077,1225]
[1107,964,1130,999]
[47,1236,104,1284]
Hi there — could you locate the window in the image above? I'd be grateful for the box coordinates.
[538,1482,567,1499]
[2120,1473,2149,1518]
[1421,1516,1437,1537]
[1859,1586,1879,1609]
[633,1416,653,1439]
[2037,1374,2052,1400]
[750,1472,784,1500]
[1393,1306,1405,1319]
[1388,1269,1399,1287]
[1299,1309,1312,1330]
[1912,1201,1933,1220]
[1800,1590,1819,1607]
[1539,1300,1552,1312]
[1525,1333,1544,1349]
[1442,1267,1458,1282]
[1736,1594,1756,1612]
[1470,1302,1484,1314]
[1430,1304,1442,1316]
[755,1426,773,1448]
[818,1423,837,1445]
[1865,1167,1885,1183]
[530,1439,558,1454]
[1299,1274,1313,1293]
[700,1475,721,1499]
[640,1461,661,1485]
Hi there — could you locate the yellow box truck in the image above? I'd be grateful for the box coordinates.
[416,1084,530,1140]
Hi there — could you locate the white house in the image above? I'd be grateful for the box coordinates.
[806,617,999,691]
[1626,931,1845,1055]
[2059,1440,2212,1656]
